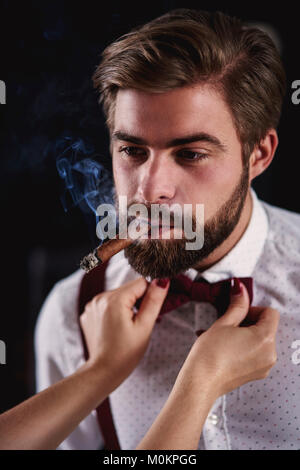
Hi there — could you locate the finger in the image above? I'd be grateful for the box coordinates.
[249,307,280,337]
[135,278,170,328]
[240,306,267,326]
[215,279,250,327]
[114,277,149,310]
[79,302,93,327]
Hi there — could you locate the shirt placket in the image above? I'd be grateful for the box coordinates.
[202,395,231,450]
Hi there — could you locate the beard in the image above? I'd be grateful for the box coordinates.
[121,163,250,279]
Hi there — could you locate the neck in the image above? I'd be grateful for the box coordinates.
[194,188,253,273]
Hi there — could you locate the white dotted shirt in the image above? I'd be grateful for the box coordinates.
[34,188,300,450]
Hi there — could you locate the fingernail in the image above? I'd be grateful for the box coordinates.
[156,278,169,288]
[231,277,242,296]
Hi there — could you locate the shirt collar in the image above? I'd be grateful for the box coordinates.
[184,187,269,283]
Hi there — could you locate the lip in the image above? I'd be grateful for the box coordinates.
[148,225,183,240]
[152,224,175,228]
[134,219,182,240]
[136,219,175,228]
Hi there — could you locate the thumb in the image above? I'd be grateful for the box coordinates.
[135,278,170,328]
[117,277,150,312]
[215,278,250,327]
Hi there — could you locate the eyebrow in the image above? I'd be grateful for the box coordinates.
[112,131,227,152]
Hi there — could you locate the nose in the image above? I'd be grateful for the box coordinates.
[137,154,176,203]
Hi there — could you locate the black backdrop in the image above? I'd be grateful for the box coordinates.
[0,0,299,415]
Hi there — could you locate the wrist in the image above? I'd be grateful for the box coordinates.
[176,372,217,402]
[84,356,125,394]
[79,357,112,395]
[175,358,220,404]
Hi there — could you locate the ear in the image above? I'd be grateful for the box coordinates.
[249,129,278,182]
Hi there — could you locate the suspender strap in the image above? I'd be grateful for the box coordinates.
[77,260,121,450]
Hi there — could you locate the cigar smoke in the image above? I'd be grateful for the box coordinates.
[56,137,123,272]
[56,138,153,273]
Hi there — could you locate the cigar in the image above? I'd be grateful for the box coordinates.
[80,236,134,272]
[80,222,149,273]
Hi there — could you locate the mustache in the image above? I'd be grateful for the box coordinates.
[114,197,196,228]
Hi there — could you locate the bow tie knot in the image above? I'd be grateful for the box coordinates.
[156,274,253,321]
[190,280,220,303]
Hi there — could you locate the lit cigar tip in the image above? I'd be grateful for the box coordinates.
[80,250,102,273]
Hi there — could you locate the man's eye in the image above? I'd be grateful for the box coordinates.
[177,150,209,161]
[119,146,146,157]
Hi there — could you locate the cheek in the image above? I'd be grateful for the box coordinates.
[189,161,236,190]
[112,155,136,196]
[203,162,240,187]
[189,160,242,213]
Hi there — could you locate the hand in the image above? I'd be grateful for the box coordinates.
[175,280,280,400]
[80,277,169,389]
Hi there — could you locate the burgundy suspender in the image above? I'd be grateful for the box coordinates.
[78,260,121,450]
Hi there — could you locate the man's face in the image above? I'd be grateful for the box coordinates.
[111,83,250,278]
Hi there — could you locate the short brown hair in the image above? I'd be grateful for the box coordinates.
[92,8,286,161]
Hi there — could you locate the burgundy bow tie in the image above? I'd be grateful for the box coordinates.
[155,274,253,323]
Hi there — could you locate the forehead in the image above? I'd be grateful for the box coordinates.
[113,84,238,147]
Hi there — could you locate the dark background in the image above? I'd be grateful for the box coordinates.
[0,0,299,414]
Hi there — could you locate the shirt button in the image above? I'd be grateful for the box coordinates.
[208,413,218,425]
